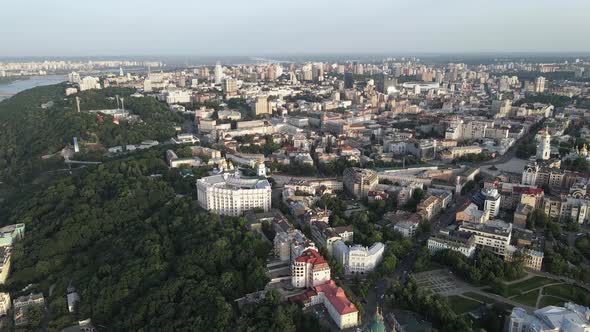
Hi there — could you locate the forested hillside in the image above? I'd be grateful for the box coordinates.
[0,84,182,185]
[2,148,272,331]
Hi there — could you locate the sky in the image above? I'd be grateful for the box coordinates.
[1,0,589,57]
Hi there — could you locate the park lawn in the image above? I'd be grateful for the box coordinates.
[512,289,540,307]
[538,296,565,308]
[446,295,482,314]
[463,292,497,304]
[505,276,555,297]
[543,284,590,306]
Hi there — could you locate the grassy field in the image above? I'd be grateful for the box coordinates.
[505,276,555,297]
[542,284,590,306]
[538,296,565,308]
[446,295,482,314]
[462,292,497,304]
[512,289,540,307]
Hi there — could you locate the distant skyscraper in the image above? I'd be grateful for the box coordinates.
[119,67,124,76]
[344,72,354,89]
[214,62,223,84]
[534,76,546,93]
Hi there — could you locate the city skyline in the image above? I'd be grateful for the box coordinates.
[2,0,590,57]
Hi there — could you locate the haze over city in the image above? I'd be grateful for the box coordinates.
[3,1,590,332]
[2,0,590,57]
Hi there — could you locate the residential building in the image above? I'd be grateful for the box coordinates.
[534,76,546,93]
[427,231,477,258]
[456,203,488,224]
[196,172,272,216]
[343,168,378,199]
[78,76,101,91]
[0,247,11,284]
[394,220,419,238]
[458,220,512,257]
[0,223,25,247]
[417,196,442,221]
[0,292,10,317]
[291,249,331,288]
[310,222,353,254]
[253,95,271,116]
[13,293,45,327]
[482,188,501,219]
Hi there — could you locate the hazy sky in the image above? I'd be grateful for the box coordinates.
[2,0,589,56]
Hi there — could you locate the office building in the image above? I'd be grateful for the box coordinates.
[344,72,354,89]
[196,172,272,216]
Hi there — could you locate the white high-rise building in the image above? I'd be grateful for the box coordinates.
[534,76,546,93]
[196,172,271,216]
[68,71,81,84]
[214,62,223,84]
[78,76,101,91]
[482,188,501,219]
[537,129,551,160]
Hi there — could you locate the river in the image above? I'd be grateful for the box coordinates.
[0,75,66,101]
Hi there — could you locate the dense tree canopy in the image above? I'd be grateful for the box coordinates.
[2,153,273,331]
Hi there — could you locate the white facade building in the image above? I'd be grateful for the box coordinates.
[483,188,501,219]
[508,302,590,332]
[427,231,476,258]
[0,292,10,317]
[196,173,271,216]
[78,76,101,91]
[458,220,512,257]
[333,241,384,274]
[537,129,551,161]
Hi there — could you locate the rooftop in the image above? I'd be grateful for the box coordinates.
[314,280,358,315]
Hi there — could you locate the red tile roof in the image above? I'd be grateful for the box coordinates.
[295,249,328,266]
[314,280,358,315]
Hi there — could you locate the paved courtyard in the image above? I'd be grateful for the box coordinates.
[413,270,462,295]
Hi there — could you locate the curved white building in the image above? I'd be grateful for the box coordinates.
[197,173,271,216]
